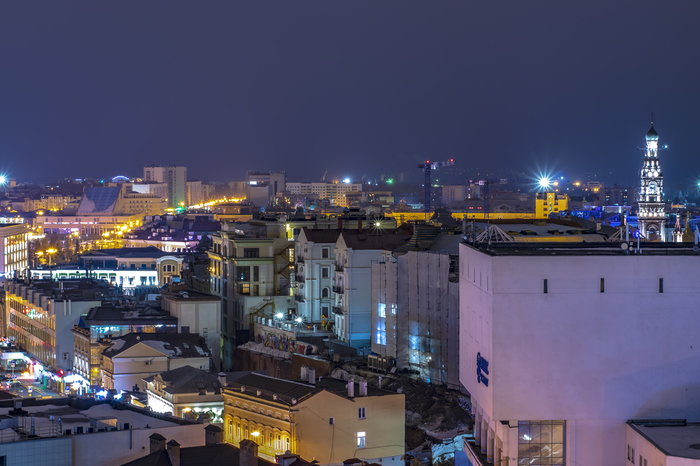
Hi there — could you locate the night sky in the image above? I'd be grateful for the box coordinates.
[2,1,700,191]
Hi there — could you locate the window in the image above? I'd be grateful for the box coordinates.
[378,303,386,318]
[268,432,273,447]
[236,423,241,438]
[244,426,248,439]
[322,267,329,278]
[630,447,635,463]
[322,306,329,318]
[358,407,366,419]
[659,278,663,293]
[181,326,190,333]
[276,434,281,450]
[600,278,605,293]
[253,266,259,282]
[543,279,548,294]
[329,417,335,426]
[357,432,366,448]
[518,421,564,465]
[322,248,329,258]
[237,266,251,281]
[228,420,233,435]
[243,248,259,258]
[322,288,329,298]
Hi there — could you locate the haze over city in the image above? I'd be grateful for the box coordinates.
[2,1,700,189]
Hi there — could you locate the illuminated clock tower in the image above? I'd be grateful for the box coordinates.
[637,118,666,241]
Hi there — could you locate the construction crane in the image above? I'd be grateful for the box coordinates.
[472,177,550,219]
[418,159,455,221]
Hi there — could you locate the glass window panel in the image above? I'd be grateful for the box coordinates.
[552,424,564,443]
[540,458,551,465]
[540,424,552,443]
[540,444,552,458]
[518,458,532,466]
[551,443,564,457]
[519,424,530,442]
[518,444,531,457]
[551,458,564,465]
[529,425,541,443]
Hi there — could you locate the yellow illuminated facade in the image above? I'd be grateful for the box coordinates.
[1,224,29,278]
[222,376,405,466]
[535,192,568,218]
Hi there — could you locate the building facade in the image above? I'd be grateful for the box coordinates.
[295,228,340,324]
[222,373,405,466]
[460,241,700,466]
[166,166,188,209]
[286,182,362,207]
[0,223,28,280]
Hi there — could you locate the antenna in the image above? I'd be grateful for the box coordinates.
[650,111,654,125]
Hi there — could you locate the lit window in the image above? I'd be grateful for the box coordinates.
[357,432,366,448]
[358,407,366,419]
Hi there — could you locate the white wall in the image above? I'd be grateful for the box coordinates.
[460,243,700,466]
[0,437,71,466]
[72,423,206,466]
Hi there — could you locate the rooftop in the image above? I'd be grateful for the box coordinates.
[628,420,700,459]
[5,278,119,301]
[338,230,412,251]
[81,303,177,326]
[103,333,211,359]
[160,289,219,301]
[122,443,276,466]
[464,241,700,257]
[78,247,177,259]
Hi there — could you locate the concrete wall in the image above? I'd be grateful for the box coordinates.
[72,422,206,466]
[460,243,700,466]
[295,390,405,466]
[162,297,221,369]
[0,436,71,466]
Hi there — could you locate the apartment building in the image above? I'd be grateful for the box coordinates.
[286,182,362,207]
[294,228,340,324]
[222,373,405,466]
[4,278,119,382]
[167,166,188,209]
[0,223,28,280]
[333,231,410,347]
[72,301,177,390]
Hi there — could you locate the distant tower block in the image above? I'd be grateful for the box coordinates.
[637,115,667,241]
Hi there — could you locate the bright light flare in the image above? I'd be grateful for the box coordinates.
[538,177,551,188]
[343,178,351,184]
[0,176,6,185]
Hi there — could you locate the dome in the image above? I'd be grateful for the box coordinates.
[646,125,659,140]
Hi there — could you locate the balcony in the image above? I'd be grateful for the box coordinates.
[296,275,305,282]
[296,256,305,263]
[333,285,344,294]
[295,294,305,303]
[334,263,344,272]
[332,306,344,315]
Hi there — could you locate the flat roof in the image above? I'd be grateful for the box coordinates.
[464,242,700,257]
[628,420,700,459]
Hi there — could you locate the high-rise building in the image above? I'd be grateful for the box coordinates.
[166,166,187,208]
[286,182,362,207]
[186,180,203,206]
[637,120,666,241]
[144,165,166,183]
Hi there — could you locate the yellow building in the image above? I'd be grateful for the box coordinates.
[222,373,405,466]
[535,192,568,218]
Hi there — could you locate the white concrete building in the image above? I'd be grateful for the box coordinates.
[0,223,28,280]
[295,228,340,324]
[626,419,700,466]
[333,231,410,347]
[460,241,700,466]
[160,289,222,370]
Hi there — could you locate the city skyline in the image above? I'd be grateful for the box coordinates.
[1,2,700,188]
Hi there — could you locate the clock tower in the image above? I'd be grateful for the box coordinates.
[637,118,666,241]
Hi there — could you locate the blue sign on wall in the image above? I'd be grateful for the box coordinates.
[476,352,489,387]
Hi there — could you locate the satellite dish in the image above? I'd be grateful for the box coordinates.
[621,243,629,251]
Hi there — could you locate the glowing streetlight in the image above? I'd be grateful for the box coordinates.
[295,317,303,323]
[0,176,6,185]
[538,177,551,189]
[275,312,284,319]
[342,178,351,184]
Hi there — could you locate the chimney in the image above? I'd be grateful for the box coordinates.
[357,218,362,233]
[205,425,224,445]
[347,381,354,398]
[166,440,180,466]
[308,368,316,385]
[218,372,227,388]
[338,218,343,230]
[149,433,166,454]
[359,380,368,396]
[276,451,301,466]
[240,439,259,466]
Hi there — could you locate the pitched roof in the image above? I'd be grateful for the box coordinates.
[77,187,121,214]
[103,333,211,359]
[144,366,222,395]
[227,373,323,405]
[121,444,276,466]
[81,303,177,327]
[300,228,341,244]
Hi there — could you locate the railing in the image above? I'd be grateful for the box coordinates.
[296,256,305,263]
[332,306,344,315]
[295,294,304,302]
[296,275,305,282]
[333,285,344,294]
[334,263,344,272]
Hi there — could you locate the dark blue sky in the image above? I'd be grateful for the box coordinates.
[1,1,699,191]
